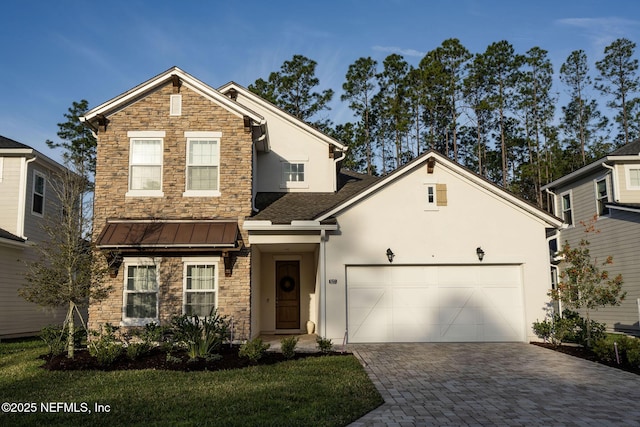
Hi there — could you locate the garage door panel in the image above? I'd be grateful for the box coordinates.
[347,265,524,343]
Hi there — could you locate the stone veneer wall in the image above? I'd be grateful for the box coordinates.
[90,82,253,339]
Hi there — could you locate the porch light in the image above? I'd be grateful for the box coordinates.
[476,247,485,262]
[386,248,395,263]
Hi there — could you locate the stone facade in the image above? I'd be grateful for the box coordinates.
[90,82,253,339]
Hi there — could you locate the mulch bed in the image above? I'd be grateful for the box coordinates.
[39,345,346,372]
[531,342,640,376]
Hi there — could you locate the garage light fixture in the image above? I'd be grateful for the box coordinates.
[476,247,485,262]
[386,248,395,263]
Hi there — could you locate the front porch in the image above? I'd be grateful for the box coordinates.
[260,333,319,352]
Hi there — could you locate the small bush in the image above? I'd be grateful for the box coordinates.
[171,311,229,360]
[280,336,298,359]
[593,334,640,366]
[126,342,151,360]
[316,336,333,354]
[239,338,270,363]
[40,324,87,356]
[89,323,123,366]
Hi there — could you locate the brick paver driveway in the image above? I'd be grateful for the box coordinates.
[349,343,640,426]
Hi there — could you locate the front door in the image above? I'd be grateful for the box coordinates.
[275,260,300,330]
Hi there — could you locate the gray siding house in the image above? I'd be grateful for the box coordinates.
[0,136,68,338]
[542,140,640,336]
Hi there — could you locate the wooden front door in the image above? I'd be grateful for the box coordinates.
[275,260,300,330]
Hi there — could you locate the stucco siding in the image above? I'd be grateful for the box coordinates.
[232,91,337,193]
[323,160,553,343]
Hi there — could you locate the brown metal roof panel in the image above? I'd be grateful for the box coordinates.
[174,223,194,245]
[221,222,239,244]
[158,223,180,244]
[191,223,211,244]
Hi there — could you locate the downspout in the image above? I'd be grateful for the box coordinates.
[17,156,37,239]
[319,229,327,337]
[332,149,347,191]
[602,162,618,202]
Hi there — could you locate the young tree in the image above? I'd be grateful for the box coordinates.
[342,57,378,175]
[550,217,625,347]
[19,161,111,358]
[595,38,640,146]
[249,54,334,124]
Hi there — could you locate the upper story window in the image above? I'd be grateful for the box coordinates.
[281,161,308,189]
[183,131,221,197]
[126,131,165,197]
[560,192,573,226]
[123,258,159,326]
[183,257,219,317]
[625,165,640,190]
[423,182,447,210]
[596,178,609,216]
[32,171,45,216]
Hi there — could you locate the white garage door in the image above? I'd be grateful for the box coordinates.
[347,265,524,343]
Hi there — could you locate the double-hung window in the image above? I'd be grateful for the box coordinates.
[561,192,573,226]
[127,131,165,197]
[123,258,159,325]
[183,258,218,317]
[596,178,609,216]
[625,165,640,190]
[32,171,45,216]
[184,131,221,196]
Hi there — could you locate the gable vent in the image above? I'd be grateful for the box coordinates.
[170,94,182,116]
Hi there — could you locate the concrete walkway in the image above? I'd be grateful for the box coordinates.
[348,343,640,426]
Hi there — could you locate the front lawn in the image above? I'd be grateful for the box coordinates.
[0,339,382,427]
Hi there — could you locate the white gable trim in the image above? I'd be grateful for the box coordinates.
[218,82,347,152]
[316,151,563,228]
[81,67,264,126]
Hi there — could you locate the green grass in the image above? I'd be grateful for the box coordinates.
[0,339,382,427]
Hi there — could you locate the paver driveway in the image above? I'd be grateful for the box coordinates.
[348,343,640,426]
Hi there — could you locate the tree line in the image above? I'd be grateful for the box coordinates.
[249,38,640,207]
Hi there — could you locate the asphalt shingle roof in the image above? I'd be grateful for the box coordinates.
[610,138,640,156]
[0,135,31,149]
[251,170,380,224]
[0,227,25,243]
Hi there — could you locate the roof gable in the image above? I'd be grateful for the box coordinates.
[218,82,347,152]
[316,150,562,228]
[81,67,264,129]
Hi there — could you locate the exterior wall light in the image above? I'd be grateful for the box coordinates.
[386,248,395,263]
[476,247,485,261]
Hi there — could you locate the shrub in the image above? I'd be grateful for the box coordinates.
[316,336,333,354]
[280,336,298,359]
[239,338,270,363]
[170,311,230,360]
[126,342,151,360]
[40,324,87,356]
[562,310,606,348]
[592,334,640,366]
[89,323,123,366]
[532,313,573,346]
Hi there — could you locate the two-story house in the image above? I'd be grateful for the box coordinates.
[82,67,562,344]
[0,135,69,337]
[542,140,640,336]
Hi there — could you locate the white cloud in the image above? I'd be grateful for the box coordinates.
[372,45,425,58]
[555,17,640,50]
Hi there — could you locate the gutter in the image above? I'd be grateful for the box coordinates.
[17,156,37,239]
[242,220,338,231]
[332,149,347,191]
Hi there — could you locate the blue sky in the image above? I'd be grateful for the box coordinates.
[2,0,640,163]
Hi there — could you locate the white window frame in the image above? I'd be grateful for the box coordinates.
[280,160,308,189]
[624,165,640,190]
[126,131,165,197]
[122,257,160,326]
[31,170,46,216]
[560,191,573,226]
[183,131,222,197]
[423,183,438,211]
[0,157,4,182]
[182,257,219,317]
[595,177,610,217]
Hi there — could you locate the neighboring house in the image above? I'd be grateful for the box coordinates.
[0,135,67,337]
[542,140,640,336]
[82,67,562,344]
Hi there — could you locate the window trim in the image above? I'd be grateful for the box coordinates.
[31,170,46,216]
[126,131,165,197]
[170,94,182,116]
[595,176,610,217]
[122,257,160,326]
[0,157,4,182]
[280,160,308,189]
[183,131,222,197]
[182,257,219,317]
[624,165,640,190]
[560,191,573,226]
[423,183,438,211]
